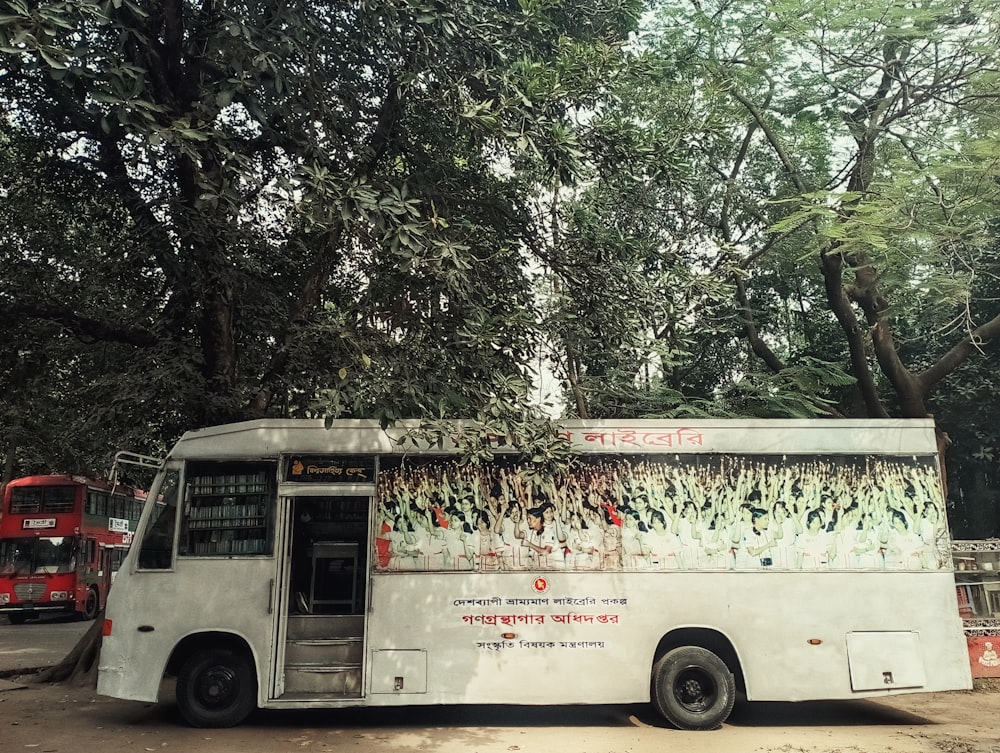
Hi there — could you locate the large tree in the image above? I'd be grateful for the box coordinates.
[0,0,641,478]
[546,0,1000,424]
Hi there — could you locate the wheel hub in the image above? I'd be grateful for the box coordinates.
[198,667,237,706]
[674,668,715,712]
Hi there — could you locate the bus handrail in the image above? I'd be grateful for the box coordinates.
[108,451,164,491]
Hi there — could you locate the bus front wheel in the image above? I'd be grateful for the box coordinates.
[176,647,257,728]
[651,646,735,730]
[80,588,99,620]
[6,613,27,625]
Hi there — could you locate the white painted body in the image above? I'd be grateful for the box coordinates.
[97,418,972,714]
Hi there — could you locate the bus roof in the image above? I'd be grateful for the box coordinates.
[166,417,940,461]
[4,474,145,498]
[5,474,87,487]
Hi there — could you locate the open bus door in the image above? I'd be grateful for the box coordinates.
[98,544,113,612]
[270,492,371,702]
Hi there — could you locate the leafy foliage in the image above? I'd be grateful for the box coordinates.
[0,0,641,478]
[543,0,1000,427]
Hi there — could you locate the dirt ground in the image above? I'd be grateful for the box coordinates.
[2,677,1000,753]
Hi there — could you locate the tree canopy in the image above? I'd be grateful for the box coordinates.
[1,0,641,475]
[2,0,1000,534]
[550,0,1000,420]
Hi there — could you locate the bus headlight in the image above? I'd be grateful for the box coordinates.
[0,593,8,604]
[49,591,68,601]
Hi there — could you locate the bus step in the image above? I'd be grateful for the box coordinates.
[284,664,362,695]
[286,614,364,640]
[285,638,363,665]
[293,637,364,645]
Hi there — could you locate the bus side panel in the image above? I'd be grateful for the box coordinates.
[98,558,278,703]
[366,572,645,706]
[364,571,970,706]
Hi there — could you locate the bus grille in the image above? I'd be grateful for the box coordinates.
[13,582,47,600]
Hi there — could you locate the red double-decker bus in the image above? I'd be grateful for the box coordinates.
[0,474,145,624]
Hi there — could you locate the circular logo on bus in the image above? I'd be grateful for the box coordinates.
[532,576,548,593]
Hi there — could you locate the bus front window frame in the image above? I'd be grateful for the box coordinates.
[136,465,182,571]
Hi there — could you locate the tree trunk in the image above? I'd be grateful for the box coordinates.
[1,437,14,490]
[32,613,104,688]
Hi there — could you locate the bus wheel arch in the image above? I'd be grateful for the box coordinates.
[170,632,258,728]
[650,628,742,730]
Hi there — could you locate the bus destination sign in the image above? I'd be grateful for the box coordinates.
[22,518,57,529]
[285,455,375,483]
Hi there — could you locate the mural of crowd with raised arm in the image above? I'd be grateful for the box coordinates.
[373,453,949,573]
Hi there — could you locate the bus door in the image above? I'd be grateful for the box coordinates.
[271,491,372,701]
[108,545,128,586]
[98,543,113,600]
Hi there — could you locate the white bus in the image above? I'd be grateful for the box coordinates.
[97,418,971,729]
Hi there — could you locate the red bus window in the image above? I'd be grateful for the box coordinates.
[84,539,97,567]
[42,487,76,513]
[11,486,77,514]
[10,488,42,513]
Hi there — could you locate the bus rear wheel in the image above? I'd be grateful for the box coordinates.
[176,647,257,728]
[651,646,735,730]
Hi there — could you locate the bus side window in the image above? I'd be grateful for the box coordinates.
[83,539,97,568]
[137,469,181,570]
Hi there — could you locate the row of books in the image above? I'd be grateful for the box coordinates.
[187,538,268,555]
[189,472,269,495]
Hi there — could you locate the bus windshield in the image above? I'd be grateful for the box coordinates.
[0,537,78,575]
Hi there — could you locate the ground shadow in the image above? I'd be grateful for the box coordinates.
[109,678,939,732]
[140,697,934,731]
[2,612,82,625]
[256,702,646,729]
[723,697,935,728]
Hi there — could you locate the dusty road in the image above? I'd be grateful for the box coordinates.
[0,613,90,673]
[1,677,999,753]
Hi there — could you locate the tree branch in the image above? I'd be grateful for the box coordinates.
[734,273,786,373]
[0,302,157,347]
[819,248,889,417]
[919,312,1000,391]
[248,74,407,417]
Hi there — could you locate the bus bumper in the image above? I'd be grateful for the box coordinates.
[97,634,159,702]
[0,600,74,619]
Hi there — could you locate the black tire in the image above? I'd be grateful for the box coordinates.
[6,613,28,625]
[651,646,736,730]
[176,647,257,728]
[80,588,99,621]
